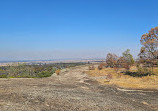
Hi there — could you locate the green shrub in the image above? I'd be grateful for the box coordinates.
[37,71,52,78]
[0,74,7,78]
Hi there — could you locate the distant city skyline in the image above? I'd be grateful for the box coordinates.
[0,0,158,61]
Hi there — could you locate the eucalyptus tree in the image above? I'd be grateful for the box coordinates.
[139,27,158,74]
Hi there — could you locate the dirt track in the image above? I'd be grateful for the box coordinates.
[0,65,158,111]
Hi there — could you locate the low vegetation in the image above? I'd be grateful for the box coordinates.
[0,62,86,78]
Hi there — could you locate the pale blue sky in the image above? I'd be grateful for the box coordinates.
[0,0,158,61]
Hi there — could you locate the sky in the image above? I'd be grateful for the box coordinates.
[0,0,158,61]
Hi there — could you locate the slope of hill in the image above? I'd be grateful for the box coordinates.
[0,65,157,111]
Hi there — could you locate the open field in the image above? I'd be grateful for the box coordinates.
[86,66,158,90]
[0,65,157,111]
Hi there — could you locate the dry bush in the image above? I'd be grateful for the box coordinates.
[106,53,118,68]
[107,74,112,79]
[100,63,107,67]
[106,74,113,82]
[98,64,103,70]
[113,66,119,72]
[98,63,107,70]
[55,69,61,75]
[89,65,95,70]
[113,66,121,78]
[124,63,130,71]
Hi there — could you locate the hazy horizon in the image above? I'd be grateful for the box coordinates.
[0,48,140,61]
[1,0,158,61]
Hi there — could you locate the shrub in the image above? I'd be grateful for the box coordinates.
[98,64,103,70]
[124,65,150,77]
[136,65,151,76]
[37,71,52,78]
[106,53,118,68]
[0,74,7,78]
[55,69,61,75]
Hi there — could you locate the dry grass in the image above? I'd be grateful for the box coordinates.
[86,66,158,90]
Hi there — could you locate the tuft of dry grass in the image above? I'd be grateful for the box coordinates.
[86,66,158,90]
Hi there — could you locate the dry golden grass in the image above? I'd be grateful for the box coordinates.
[86,66,158,90]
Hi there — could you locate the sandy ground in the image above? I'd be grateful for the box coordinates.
[0,65,158,111]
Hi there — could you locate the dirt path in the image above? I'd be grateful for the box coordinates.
[0,65,158,111]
